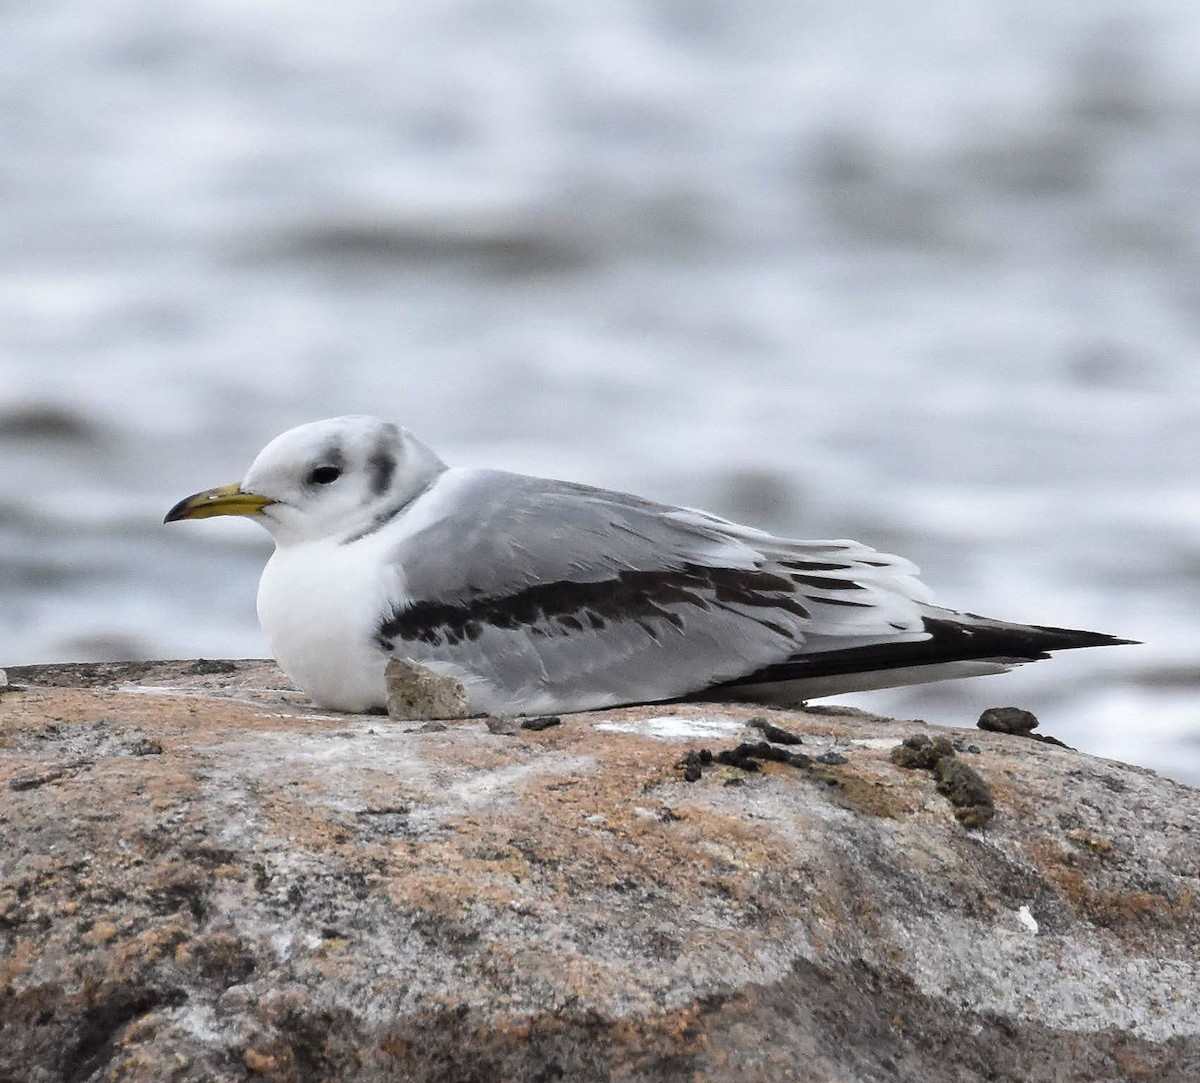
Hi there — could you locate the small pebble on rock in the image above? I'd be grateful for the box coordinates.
[815,751,848,766]
[746,717,804,745]
[978,707,1040,735]
[520,715,562,732]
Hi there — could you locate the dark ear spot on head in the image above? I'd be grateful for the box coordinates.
[368,446,397,496]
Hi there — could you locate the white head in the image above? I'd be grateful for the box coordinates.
[165,416,447,545]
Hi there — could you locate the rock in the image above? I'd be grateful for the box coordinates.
[519,715,562,732]
[677,748,713,782]
[1,660,1198,1083]
[746,716,804,745]
[978,706,1073,749]
[714,739,807,771]
[384,656,471,720]
[814,750,849,766]
[978,706,1041,734]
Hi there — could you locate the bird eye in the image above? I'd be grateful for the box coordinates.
[307,465,342,485]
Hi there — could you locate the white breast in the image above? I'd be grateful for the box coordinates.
[256,535,406,711]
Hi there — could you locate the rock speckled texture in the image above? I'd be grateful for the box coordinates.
[384,657,470,721]
[1,660,1198,1082]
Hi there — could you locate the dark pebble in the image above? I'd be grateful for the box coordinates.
[678,748,715,783]
[716,740,793,771]
[815,751,848,766]
[520,715,562,732]
[978,707,1039,734]
[747,717,804,745]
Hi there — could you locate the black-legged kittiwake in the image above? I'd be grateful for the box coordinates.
[164,416,1133,714]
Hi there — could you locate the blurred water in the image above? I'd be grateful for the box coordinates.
[1,2,1197,780]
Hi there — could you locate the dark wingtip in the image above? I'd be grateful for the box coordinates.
[718,616,1138,691]
[1026,625,1140,651]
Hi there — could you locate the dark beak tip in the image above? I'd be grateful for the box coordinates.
[163,499,189,524]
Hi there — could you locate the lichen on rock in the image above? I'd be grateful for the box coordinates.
[891,733,995,827]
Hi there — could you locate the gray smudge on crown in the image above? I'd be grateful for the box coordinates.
[316,445,347,476]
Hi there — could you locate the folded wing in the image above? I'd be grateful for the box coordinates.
[375,470,940,713]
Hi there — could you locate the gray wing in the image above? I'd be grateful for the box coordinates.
[374,469,933,714]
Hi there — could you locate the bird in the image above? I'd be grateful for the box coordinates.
[164,415,1133,715]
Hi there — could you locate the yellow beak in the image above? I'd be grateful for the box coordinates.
[163,483,275,524]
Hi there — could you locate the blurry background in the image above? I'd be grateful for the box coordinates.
[0,2,1196,780]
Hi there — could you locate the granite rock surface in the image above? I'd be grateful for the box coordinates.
[1,660,1197,1082]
